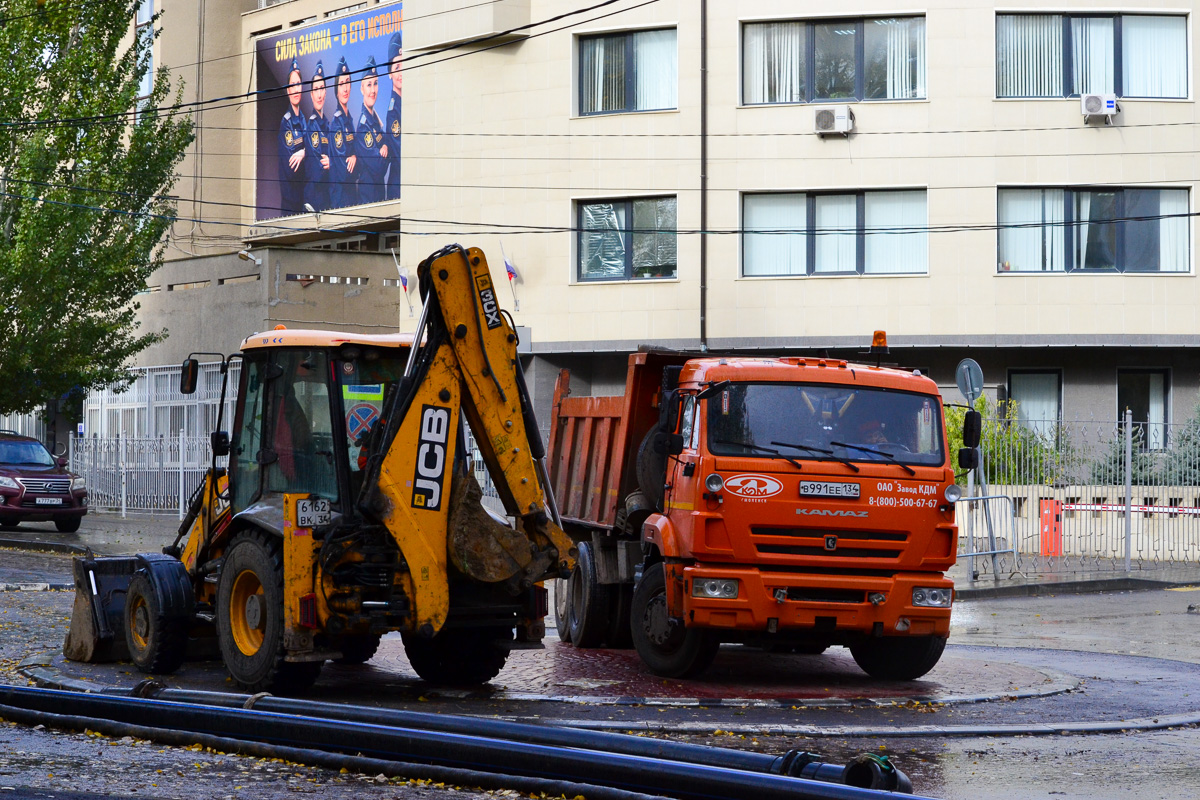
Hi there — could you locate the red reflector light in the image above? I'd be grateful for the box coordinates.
[299,593,318,628]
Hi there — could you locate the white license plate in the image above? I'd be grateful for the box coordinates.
[799,481,860,499]
[35,497,63,506]
[296,498,332,528]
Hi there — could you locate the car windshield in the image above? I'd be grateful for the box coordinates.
[707,382,945,467]
[0,440,55,466]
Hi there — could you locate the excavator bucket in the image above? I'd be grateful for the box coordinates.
[62,550,140,663]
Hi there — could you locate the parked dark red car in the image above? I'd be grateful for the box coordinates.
[0,431,88,532]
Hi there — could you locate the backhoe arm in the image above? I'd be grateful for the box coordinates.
[360,245,576,636]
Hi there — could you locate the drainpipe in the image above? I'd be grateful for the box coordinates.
[698,0,708,351]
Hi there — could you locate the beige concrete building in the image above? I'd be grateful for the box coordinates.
[130,0,1200,439]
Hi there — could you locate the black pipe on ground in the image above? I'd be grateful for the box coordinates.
[0,701,665,800]
[115,685,869,785]
[0,685,930,800]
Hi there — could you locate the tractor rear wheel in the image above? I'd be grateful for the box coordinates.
[402,627,511,685]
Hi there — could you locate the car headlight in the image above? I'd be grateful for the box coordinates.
[944,484,963,503]
[0,476,18,490]
[692,578,739,599]
[704,473,724,493]
[912,587,953,607]
[71,477,86,492]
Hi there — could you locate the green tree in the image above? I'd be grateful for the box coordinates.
[945,396,1074,486]
[0,0,193,414]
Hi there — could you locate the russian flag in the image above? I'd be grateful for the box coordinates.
[505,257,518,282]
[398,269,409,292]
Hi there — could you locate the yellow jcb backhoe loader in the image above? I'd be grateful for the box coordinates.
[63,245,577,693]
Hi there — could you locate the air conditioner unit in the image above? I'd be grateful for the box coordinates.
[1081,93,1119,123]
[815,105,855,136]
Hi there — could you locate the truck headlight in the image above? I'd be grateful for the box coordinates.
[912,587,952,607]
[944,484,963,503]
[71,477,86,492]
[0,476,18,490]
[704,473,724,493]
[692,578,738,599]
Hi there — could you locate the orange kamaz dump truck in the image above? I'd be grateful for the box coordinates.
[549,336,972,680]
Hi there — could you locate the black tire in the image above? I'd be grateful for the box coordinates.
[567,542,611,648]
[850,635,947,681]
[55,517,81,533]
[635,429,667,510]
[605,583,634,649]
[124,572,187,675]
[631,562,719,678]
[553,577,572,644]
[336,634,382,665]
[216,531,321,694]
[402,627,512,685]
[0,520,18,530]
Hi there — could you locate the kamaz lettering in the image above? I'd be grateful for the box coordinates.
[412,405,450,511]
[475,275,502,330]
[796,509,869,518]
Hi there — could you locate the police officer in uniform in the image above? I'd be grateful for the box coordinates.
[385,31,402,200]
[303,60,331,212]
[328,56,358,209]
[277,58,307,216]
[355,55,388,204]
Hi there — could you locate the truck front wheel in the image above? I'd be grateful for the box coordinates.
[631,562,719,678]
[850,635,947,681]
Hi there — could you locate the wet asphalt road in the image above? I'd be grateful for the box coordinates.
[3,546,1200,798]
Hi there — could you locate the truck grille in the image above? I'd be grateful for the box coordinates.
[17,478,70,494]
[750,527,907,563]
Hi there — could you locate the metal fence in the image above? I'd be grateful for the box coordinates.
[961,410,1200,578]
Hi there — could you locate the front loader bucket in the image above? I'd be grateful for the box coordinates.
[62,551,140,663]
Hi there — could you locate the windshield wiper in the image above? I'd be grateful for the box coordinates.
[713,439,803,471]
[771,440,860,473]
[829,441,917,476]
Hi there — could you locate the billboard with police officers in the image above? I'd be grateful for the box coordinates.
[254,2,402,220]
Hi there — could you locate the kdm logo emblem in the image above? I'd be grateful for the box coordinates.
[724,474,784,499]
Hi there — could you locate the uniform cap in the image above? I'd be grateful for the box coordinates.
[363,55,378,78]
[336,56,351,77]
[288,57,301,81]
[388,31,403,62]
[311,60,325,81]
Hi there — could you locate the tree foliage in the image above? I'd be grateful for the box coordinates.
[0,0,193,414]
[944,396,1073,486]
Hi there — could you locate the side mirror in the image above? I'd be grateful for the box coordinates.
[661,390,680,432]
[57,457,68,468]
[962,410,982,449]
[958,447,979,470]
[180,358,199,395]
[654,432,685,456]
[211,431,230,458]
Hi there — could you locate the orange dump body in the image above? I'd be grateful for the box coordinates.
[548,352,957,643]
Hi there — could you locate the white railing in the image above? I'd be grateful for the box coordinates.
[70,432,221,517]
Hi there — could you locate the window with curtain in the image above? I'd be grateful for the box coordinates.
[998,187,1189,273]
[996,14,1186,99]
[578,196,677,281]
[1117,369,1168,449]
[580,29,677,115]
[1009,371,1061,437]
[742,17,925,105]
[741,191,927,276]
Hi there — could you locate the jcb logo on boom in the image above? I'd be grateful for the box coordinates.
[411,405,449,511]
[475,274,503,330]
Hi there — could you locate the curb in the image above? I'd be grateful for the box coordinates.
[0,583,74,592]
[955,576,1199,600]
[0,539,91,556]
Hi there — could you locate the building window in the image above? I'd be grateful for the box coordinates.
[578,196,677,281]
[996,14,1187,99]
[579,29,677,115]
[1118,369,1168,449]
[1008,370,1061,436]
[742,17,926,105]
[742,190,927,276]
[998,187,1189,273]
[136,0,154,99]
